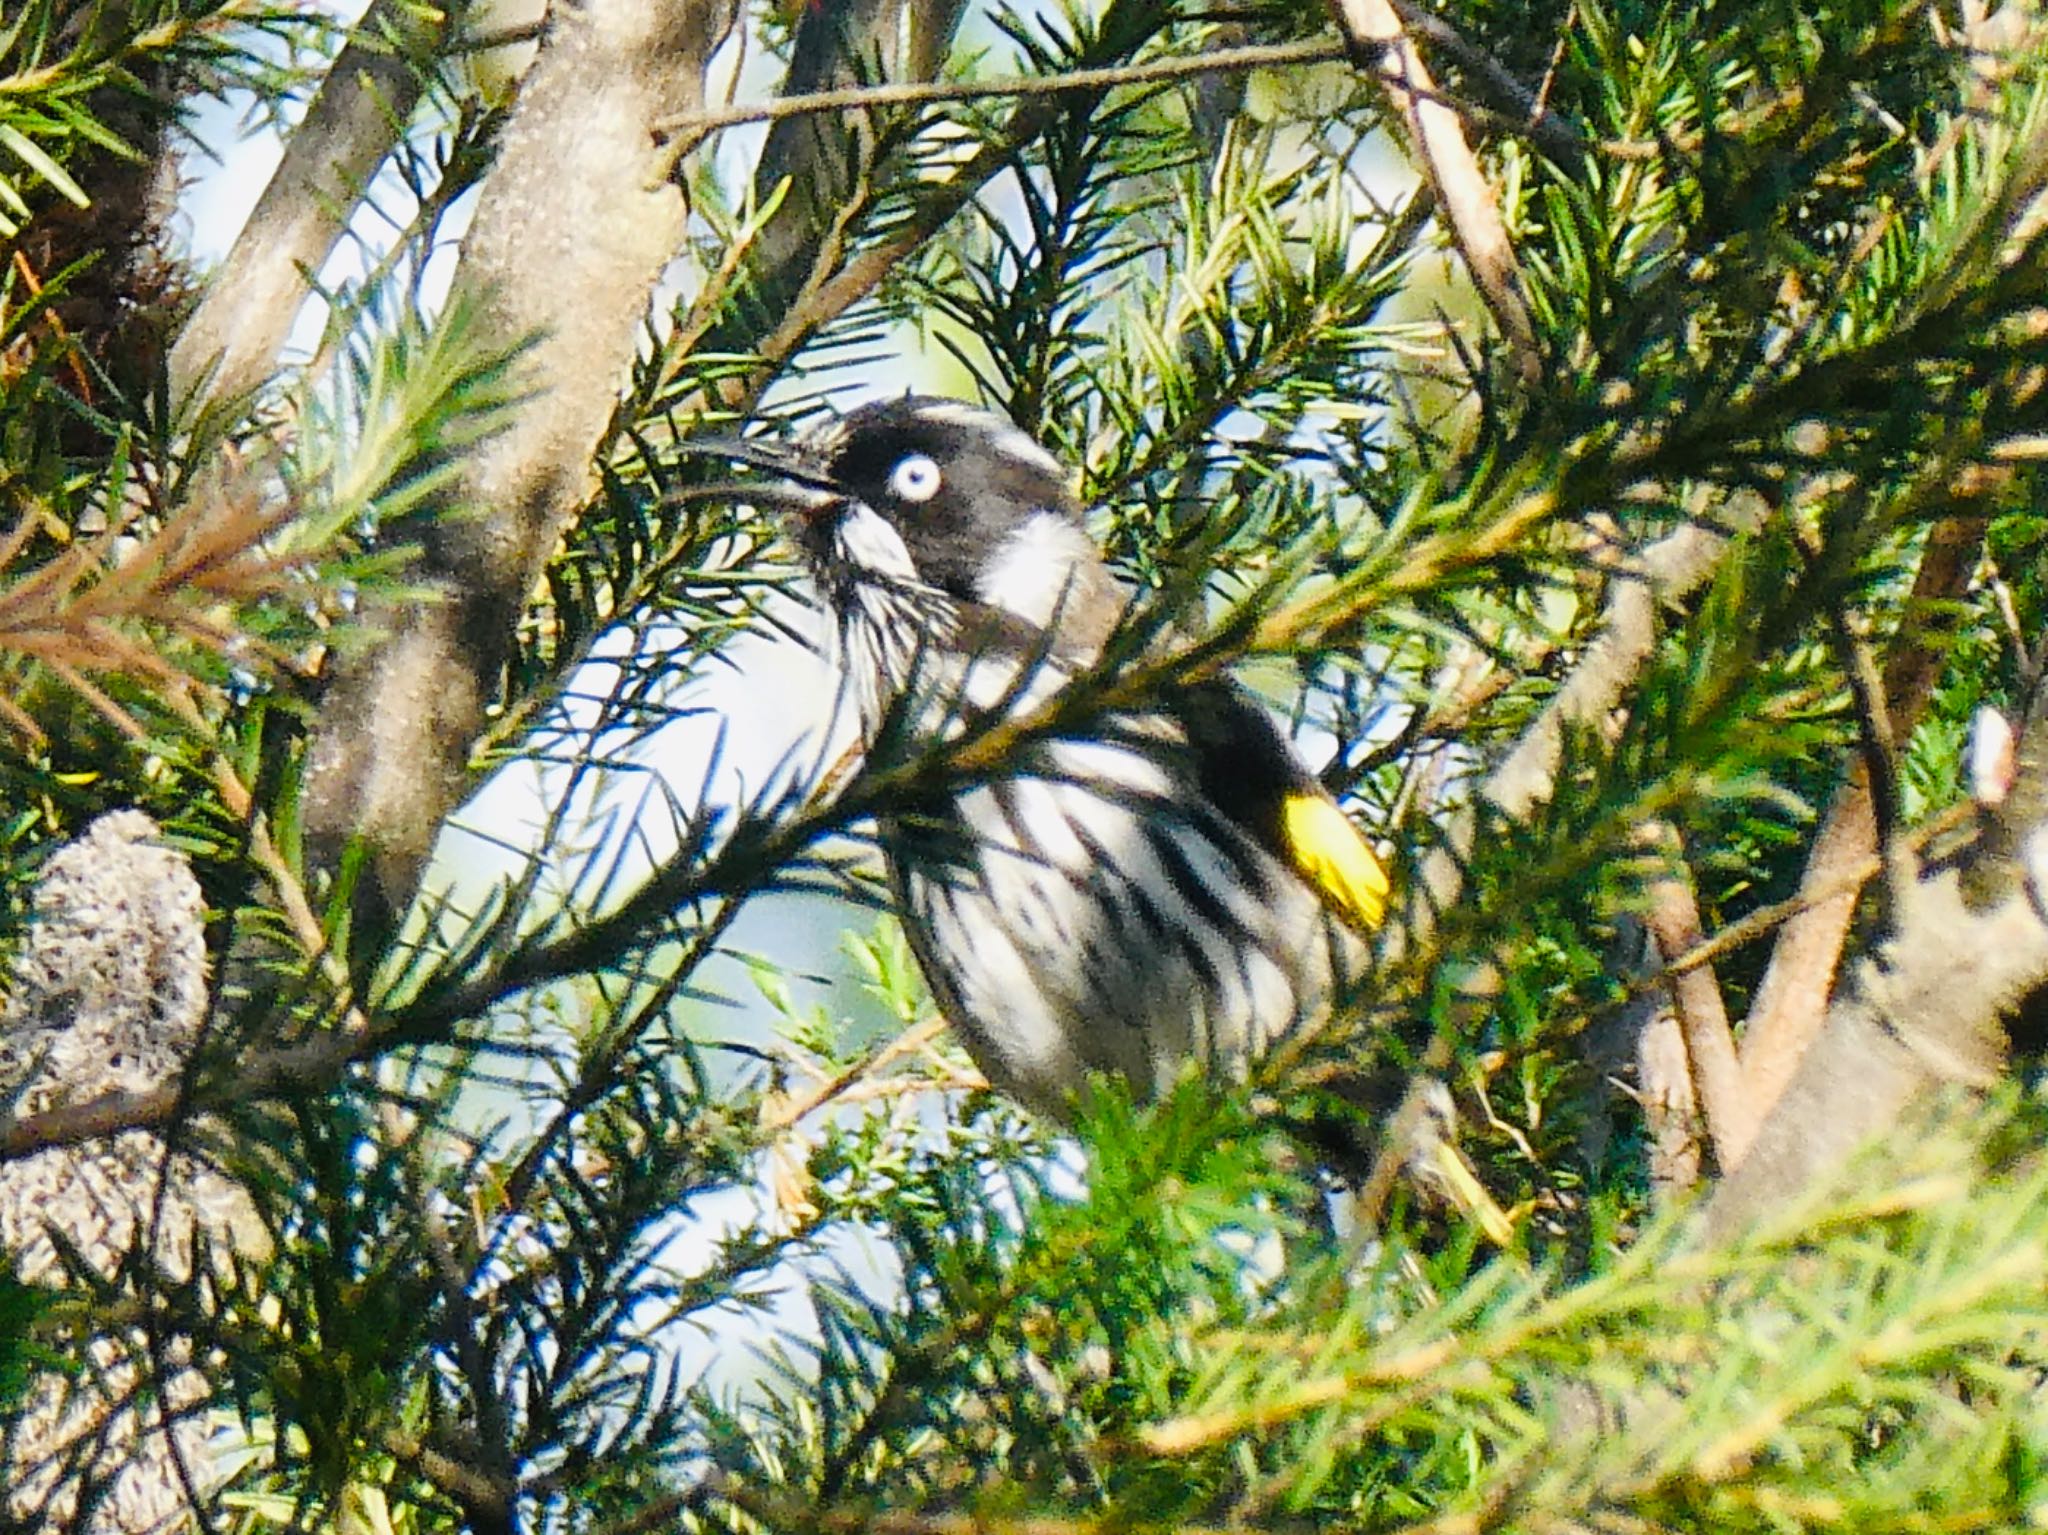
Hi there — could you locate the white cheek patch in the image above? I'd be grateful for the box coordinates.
[833,501,919,581]
[976,510,1096,629]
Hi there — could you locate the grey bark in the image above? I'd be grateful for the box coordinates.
[0,813,265,1533]
[170,0,451,415]
[1699,853,2024,1242]
[729,0,969,340]
[298,0,743,942]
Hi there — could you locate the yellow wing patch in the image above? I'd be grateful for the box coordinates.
[1280,792,1390,932]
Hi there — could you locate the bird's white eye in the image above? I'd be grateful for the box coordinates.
[889,454,943,502]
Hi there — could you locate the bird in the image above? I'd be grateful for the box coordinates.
[685,395,1508,1240]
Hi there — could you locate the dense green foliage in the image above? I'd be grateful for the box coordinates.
[0,0,2045,1529]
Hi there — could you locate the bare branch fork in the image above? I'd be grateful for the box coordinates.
[1735,515,1986,1157]
[1638,821,1748,1174]
[295,0,746,942]
[1699,679,2045,1240]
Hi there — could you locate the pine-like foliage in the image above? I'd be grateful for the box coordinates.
[0,0,2045,1530]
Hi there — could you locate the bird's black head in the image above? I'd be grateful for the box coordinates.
[688,396,1103,634]
[801,396,1083,600]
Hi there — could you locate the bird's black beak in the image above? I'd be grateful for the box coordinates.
[674,434,844,518]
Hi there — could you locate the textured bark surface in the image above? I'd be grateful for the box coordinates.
[0,813,264,1532]
[1701,859,2021,1242]
[298,0,743,942]
[169,0,448,415]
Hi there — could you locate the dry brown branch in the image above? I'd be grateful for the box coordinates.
[171,0,452,414]
[3,248,96,400]
[1328,0,1542,385]
[761,1013,979,1225]
[1638,823,1749,1170]
[0,480,308,743]
[1735,517,1981,1151]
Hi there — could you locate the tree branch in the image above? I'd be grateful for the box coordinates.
[1398,515,1739,954]
[169,0,449,414]
[1381,0,1590,167]
[1735,516,1983,1151]
[1328,0,1542,385]
[1623,968,1707,1197]
[677,1,1193,414]
[658,36,1350,136]
[723,0,961,342]
[1639,824,1749,1170]
[297,0,743,942]
[1700,799,2030,1242]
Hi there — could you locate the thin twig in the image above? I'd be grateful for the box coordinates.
[760,1015,960,1133]
[1652,802,1974,986]
[1329,0,1543,384]
[675,80,1073,414]
[655,27,1632,165]
[1385,0,1589,166]
[656,38,1349,135]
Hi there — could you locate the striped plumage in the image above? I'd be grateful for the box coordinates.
[869,601,1362,1116]
[693,396,1385,1118]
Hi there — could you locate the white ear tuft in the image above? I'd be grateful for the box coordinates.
[976,510,1097,628]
